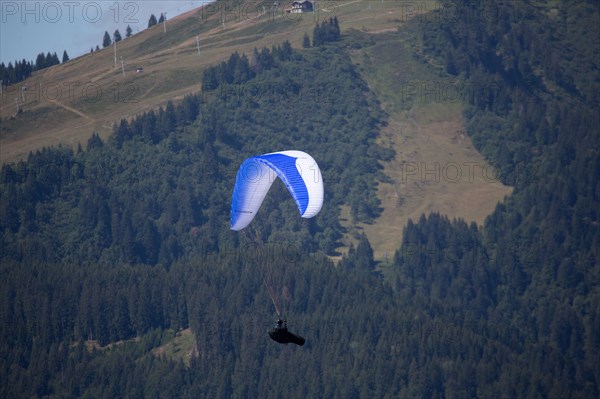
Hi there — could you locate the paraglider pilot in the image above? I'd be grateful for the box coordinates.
[268,318,305,346]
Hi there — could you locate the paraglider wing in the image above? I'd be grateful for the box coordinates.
[230,150,323,231]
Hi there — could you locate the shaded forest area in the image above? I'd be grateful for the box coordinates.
[1,1,599,397]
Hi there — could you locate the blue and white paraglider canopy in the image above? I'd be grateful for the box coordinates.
[230,150,324,231]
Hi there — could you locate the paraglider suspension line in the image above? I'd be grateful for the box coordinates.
[241,227,280,315]
[258,263,280,316]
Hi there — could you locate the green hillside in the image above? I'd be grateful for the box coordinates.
[0,0,406,164]
[1,1,598,398]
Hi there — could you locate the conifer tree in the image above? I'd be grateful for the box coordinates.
[35,53,46,69]
[103,31,112,48]
[355,233,375,271]
[148,14,158,28]
[86,132,104,151]
[50,52,60,65]
[313,22,322,46]
[332,16,340,38]
[303,33,311,48]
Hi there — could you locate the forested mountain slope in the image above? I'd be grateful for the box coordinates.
[1,1,598,398]
[390,1,599,396]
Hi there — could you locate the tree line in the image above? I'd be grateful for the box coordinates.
[0,51,68,86]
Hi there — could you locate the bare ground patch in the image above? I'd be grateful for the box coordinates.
[355,106,512,260]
